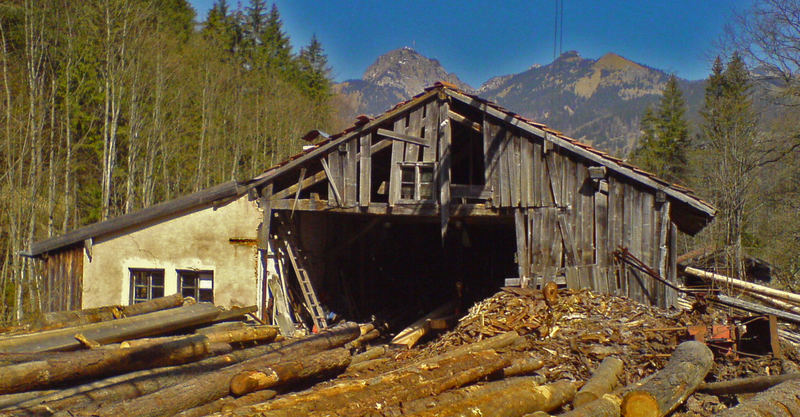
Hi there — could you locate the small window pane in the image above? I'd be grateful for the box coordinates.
[401,167,414,182]
[420,168,434,183]
[420,183,434,200]
[151,287,164,298]
[401,184,414,199]
[135,286,148,299]
[182,275,195,287]
[198,289,214,303]
[151,274,164,287]
[134,273,147,286]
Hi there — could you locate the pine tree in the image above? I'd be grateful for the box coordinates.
[698,53,759,278]
[298,34,331,99]
[630,74,690,183]
[258,4,294,75]
[202,0,238,54]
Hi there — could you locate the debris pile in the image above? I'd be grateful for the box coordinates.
[1,286,799,417]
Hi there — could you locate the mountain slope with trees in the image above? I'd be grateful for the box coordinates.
[0,0,336,322]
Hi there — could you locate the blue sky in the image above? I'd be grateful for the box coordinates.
[188,1,749,87]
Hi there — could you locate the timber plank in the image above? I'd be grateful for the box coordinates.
[404,107,424,162]
[532,140,543,206]
[510,135,522,207]
[388,117,407,206]
[499,128,512,207]
[595,179,609,267]
[515,210,530,286]
[530,208,543,275]
[438,97,452,238]
[520,136,532,207]
[422,100,438,162]
[344,138,358,206]
[359,134,371,207]
[327,151,343,207]
[578,163,595,266]
[257,183,273,250]
[641,191,654,304]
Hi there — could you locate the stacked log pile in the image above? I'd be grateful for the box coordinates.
[2,286,799,417]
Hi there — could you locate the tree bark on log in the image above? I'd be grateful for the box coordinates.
[497,354,544,378]
[229,347,351,395]
[620,341,713,417]
[718,378,800,417]
[574,356,624,406]
[0,335,214,394]
[235,349,510,417]
[0,303,221,353]
[119,326,277,348]
[698,373,800,396]
[560,394,622,417]
[83,322,359,417]
[391,302,454,348]
[408,379,578,417]
[8,338,301,416]
[684,267,800,305]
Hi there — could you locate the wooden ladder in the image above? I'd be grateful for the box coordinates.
[276,214,328,330]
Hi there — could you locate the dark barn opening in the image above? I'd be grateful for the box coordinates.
[299,212,516,327]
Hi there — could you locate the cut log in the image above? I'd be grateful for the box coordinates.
[8,338,302,415]
[498,354,544,378]
[620,340,713,417]
[229,347,351,395]
[345,328,380,349]
[543,281,559,306]
[574,356,624,406]
[83,322,360,417]
[391,302,455,348]
[0,303,221,353]
[718,377,800,416]
[0,334,214,394]
[684,267,800,305]
[713,294,800,324]
[239,349,511,417]
[349,345,388,365]
[558,393,622,417]
[408,379,579,417]
[0,389,59,410]
[433,330,521,362]
[120,293,185,317]
[698,373,800,396]
[119,325,277,348]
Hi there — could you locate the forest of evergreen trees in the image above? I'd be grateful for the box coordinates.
[1,0,798,324]
[0,0,338,321]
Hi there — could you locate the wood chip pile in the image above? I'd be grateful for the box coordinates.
[1,287,799,417]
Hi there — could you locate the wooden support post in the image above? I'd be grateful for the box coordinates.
[515,209,530,287]
[438,96,452,239]
[320,159,342,207]
[290,168,306,217]
[359,133,371,207]
[344,139,358,205]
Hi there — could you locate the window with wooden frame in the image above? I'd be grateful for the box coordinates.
[399,162,436,201]
[178,270,214,303]
[130,268,165,304]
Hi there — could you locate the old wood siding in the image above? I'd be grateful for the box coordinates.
[478,117,677,307]
[41,246,83,312]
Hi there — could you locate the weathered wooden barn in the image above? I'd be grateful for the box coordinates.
[24,83,715,327]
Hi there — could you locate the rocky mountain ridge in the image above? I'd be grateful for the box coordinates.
[335,48,706,156]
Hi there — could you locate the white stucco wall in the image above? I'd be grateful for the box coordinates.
[82,196,263,310]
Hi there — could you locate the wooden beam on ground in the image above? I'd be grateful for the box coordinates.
[377,128,430,147]
[712,294,800,324]
[685,266,800,305]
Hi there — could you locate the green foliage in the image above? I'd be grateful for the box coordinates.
[630,75,690,183]
[0,0,336,322]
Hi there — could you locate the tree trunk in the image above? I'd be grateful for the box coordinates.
[409,379,578,417]
[620,341,713,417]
[0,302,220,353]
[718,377,800,417]
[574,356,624,407]
[244,349,511,417]
[120,325,277,348]
[8,337,303,415]
[230,347,351,395]
[558,394,622,417]
[84,323,359,417]
[698,373,800,396]
[0,334,214,394]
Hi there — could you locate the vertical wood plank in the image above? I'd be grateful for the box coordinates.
[438,97,452,238]
[510,135,521,207]
[532,140,543,206]
[595,181,609,268]
[483,115,501,207]
[499,128,512,207]
[405,106,423,162]
[327,151,342,207]
[388,117,407,206]
[578,164,595,266]
[520,137,532,207]
[641,192,654,304]
[668,218,678,308]
[359,133,371,207]
[422,100,438,162]
[257,183,274,250]
[530,208,543,275]
[515,209,529,286]
[608,177,624,294]
[344,138,358,205]
[658,201,671,308]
